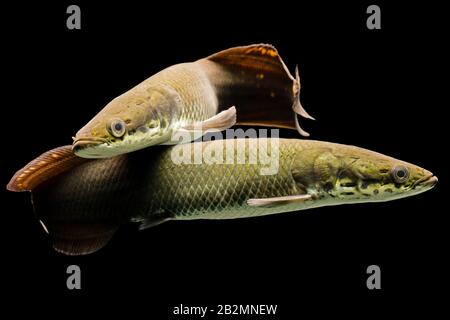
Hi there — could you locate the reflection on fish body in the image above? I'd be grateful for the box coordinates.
[8,139,437,255]
[72,44,314,158]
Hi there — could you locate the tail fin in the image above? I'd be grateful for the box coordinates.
[8,146,118,255]
[49,222,118,255]
[198,44,314,136]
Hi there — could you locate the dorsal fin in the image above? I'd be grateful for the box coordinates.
[7,145,89,192]
[206,44,292,77]
[199,44,314,136]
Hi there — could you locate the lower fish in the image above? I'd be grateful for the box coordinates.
[7,138,437,255]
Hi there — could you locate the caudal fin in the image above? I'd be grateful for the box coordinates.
[8,146,120,255]
[48,222,118,255]
[198,44,314,136]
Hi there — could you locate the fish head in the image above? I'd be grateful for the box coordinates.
[293,143,437,204]
[329,145,437,203]
[72,88,178,158]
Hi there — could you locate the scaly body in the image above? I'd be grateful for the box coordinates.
[9,138,437,255]
[72,44,314,158]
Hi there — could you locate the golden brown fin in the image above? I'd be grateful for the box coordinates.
[198,44,314,135]
[47,222,118,256]
[7,145,88,192]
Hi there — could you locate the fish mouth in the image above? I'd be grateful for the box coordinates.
[422,175,438,187]
[72,137,108,153]
[413,174,438,189]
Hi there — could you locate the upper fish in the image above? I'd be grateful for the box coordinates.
[72,44,314,158]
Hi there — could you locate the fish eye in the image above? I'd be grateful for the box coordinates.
[109,118,126,138]
[391,165,409,183]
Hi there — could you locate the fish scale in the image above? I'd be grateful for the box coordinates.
[138,139,301,220]
[142,63,218,122]
[36,139,304,223]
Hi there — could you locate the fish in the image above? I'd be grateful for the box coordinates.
[7,138,437,255]
[72,44,314,158]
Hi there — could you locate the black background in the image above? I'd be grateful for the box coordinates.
[2,1,447,316]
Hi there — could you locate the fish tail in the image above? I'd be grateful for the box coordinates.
[198,44,314,136]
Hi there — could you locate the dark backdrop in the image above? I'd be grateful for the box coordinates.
[2,1,447,316]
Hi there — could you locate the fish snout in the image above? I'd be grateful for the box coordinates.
[72,137,107,157]
[423,175,438,188]
[414,169,438,190]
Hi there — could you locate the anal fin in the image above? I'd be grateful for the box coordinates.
[48,222,118,256]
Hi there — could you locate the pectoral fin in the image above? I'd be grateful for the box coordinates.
[182,106,236,132]
[247,194,312,207]
[7,145,89,192]
[163,106,236,145]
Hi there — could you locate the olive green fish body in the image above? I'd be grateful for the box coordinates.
[33,139,436,223]
[33,140,302,224]
[11,138,437,255]
[140,139,302,221]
